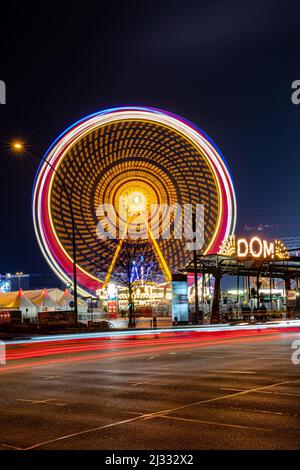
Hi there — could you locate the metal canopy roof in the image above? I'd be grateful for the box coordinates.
[184,254,300,279]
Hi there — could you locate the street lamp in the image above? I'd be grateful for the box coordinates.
[192,212,200,324]
[13,142,23,151]
[16,271,23,289]
[11,140,79,325]
[256,246,300,319]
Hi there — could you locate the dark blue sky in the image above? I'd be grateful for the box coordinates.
[1,0,300,274]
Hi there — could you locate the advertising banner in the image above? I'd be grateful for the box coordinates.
[172,274,189,323]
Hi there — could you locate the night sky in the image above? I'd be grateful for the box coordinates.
[1,0,300,275]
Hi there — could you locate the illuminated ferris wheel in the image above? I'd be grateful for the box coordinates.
[33,107,236,296]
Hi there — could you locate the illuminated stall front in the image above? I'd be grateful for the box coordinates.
[185,235,300,322]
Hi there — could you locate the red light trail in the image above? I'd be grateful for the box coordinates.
[1,327,299,374]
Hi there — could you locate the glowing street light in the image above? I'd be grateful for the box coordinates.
[16,271,23,289]
[12,141,24,152]
[10,141,79,324]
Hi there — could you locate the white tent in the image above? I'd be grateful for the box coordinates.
[0,288,88,320]
[0,289,37,319]
[58,288,87,311]
[26,289,62,311]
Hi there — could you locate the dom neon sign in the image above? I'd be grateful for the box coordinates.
[219,235,289,259]
[237,237,274,258]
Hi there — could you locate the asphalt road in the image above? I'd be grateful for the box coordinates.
[0,329,299,450]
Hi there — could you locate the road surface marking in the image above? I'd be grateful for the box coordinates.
[137,377,300,420]
[159,415,265,431]
[221,387,300,397]
[41,376,60,380]
[21,376,300,450]
[226,407,283,415]
[129,381,169,387]
[17,399,66,406]
[25,416,158,450]
[210,370,255,374]
[221,387,256,392]
[209,402,284,415]
[130,381,153,387]
[0,443,24,450]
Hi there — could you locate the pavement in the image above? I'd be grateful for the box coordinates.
[0,329,299,450]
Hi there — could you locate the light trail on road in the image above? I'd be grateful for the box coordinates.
[4,320,300,346]
[1,323,300,373]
